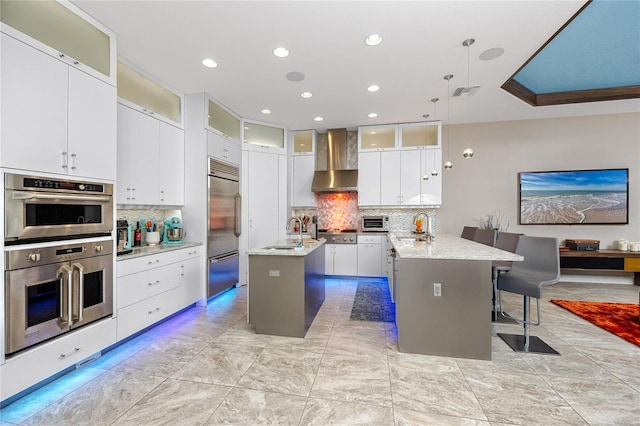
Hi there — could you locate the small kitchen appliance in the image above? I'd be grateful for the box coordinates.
[116,219,132,255]
[361,215,389,232]
[163,216,185,244]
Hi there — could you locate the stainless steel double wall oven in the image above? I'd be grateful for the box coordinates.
[4,173,114,355]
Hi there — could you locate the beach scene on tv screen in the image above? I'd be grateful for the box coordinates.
[520,169,628,224]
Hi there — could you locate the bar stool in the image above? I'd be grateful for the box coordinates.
[492,232,523,322]
[460,226,477,240]
[497,236,561,354]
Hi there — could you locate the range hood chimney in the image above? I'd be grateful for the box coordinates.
[311,128,358,192]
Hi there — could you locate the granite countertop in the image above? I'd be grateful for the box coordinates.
[116,241,203,261]
[390,233,523,261]
[248,238,325,256]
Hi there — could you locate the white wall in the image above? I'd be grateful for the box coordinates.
[438,112,640,250]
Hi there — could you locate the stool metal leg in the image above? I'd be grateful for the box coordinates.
[498,294,560,355]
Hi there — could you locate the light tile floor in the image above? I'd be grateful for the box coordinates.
[1,278,640,425]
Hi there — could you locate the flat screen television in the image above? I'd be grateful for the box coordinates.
[519,168,629,225]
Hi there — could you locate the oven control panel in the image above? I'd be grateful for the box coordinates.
[6,241,113,270]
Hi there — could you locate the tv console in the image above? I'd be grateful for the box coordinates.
[560,249,640,286]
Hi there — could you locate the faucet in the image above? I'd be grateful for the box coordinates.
[286,216,303,247]
[413,212,433,241]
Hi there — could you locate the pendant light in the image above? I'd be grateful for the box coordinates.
[462,38,475,159]
[443,74,454,170]
[430,98,439,176]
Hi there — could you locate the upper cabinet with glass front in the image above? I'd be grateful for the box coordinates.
[358,125,397,151]
[0,0,116,85]
[399,121,441,149]
[207,98,241,142]
[242,119,286,154]
[291,130,316,155]
[117,60,182,126]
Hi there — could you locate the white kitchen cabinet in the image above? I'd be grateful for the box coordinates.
[358,125,397,151]
[385,236,395,301]
[208,130,241,166]
[117,103,185,206]
[0,318,116,403]
[292,155,315,207]
[247,151,282,251]
[0,0,116,85]
[242,119,286,154]
[361,148,441,207]
[158,123,185,205]
[399,121,441,149]
[292,130,316,155]
[1,33,116,180]
[325,244,358,276]
[357,151,381,206]
[179,248,204,307]
[380,150,402,205]
[117,60,182,125]
[357,235,384,276]
[116,246,203,341]
[208,98,241,141]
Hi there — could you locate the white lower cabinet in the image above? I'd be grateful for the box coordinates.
[0,318,116,402]
[325,244,358,276]
[116,246,203,340]
[117,288,181,340]
[357,235,384,276]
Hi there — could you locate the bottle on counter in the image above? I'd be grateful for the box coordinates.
[134,221,142,247]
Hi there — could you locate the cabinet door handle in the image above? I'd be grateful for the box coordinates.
[59,347,80,359]
[148,280,160,286]
[148,307,161,314]
[70,153,78,171]
[131,188,136,201]
[61,151,69,169]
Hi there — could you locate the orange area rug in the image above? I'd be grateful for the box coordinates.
[551,300,640,347]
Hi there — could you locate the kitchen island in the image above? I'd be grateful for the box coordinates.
[248,239,325,337]
[390,233,523,360]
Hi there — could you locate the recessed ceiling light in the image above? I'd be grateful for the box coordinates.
[261,109,272,114]
[479,47,505,61]
[300,91,313,98]
[367,85,380,92]
[273,47,289,58]
[201,58,218,68]
[365,34,383,46]
[314,116,323,122]
[368,113,378,118]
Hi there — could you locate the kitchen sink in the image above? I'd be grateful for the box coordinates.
[263,245,296,250]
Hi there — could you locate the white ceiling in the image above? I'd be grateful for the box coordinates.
[74,0,640,132]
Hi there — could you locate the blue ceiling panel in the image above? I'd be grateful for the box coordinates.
[513,0,640,94]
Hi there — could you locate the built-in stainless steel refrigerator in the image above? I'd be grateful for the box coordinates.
[207,158,240,298]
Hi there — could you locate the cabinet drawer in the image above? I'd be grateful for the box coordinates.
[117,250,184,277]
[117,288,181,341]
[359,235,383,244]
[1,318,116,401]
[624,257,640,271]
[117,264,179,309]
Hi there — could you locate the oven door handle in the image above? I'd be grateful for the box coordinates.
[11,191,111,203]
[58,264,73,327]
[72,263,84,324]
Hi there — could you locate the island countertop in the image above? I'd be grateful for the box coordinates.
[390,233,523,262]
[248,238,325,256]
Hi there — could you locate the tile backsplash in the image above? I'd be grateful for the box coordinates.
[117,208,181,244]
[293,194,438,234]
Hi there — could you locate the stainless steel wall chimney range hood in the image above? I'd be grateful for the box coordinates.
[311,128,358,192]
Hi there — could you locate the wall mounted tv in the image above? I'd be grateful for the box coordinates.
[519,169,629,225]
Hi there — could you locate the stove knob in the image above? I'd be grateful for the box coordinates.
[343,237,347,242]
[28,253,41,262]
[95,244,103,252]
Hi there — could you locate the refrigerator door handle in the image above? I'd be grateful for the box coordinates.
[210,251,239,263]
[234,193,241,237]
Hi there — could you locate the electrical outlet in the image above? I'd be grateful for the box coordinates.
[269,270,280,277]
[433,282,442,297]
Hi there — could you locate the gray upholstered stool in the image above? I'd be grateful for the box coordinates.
[492,232,523,322]
[497,235,561,354]
[460,226,477,240]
